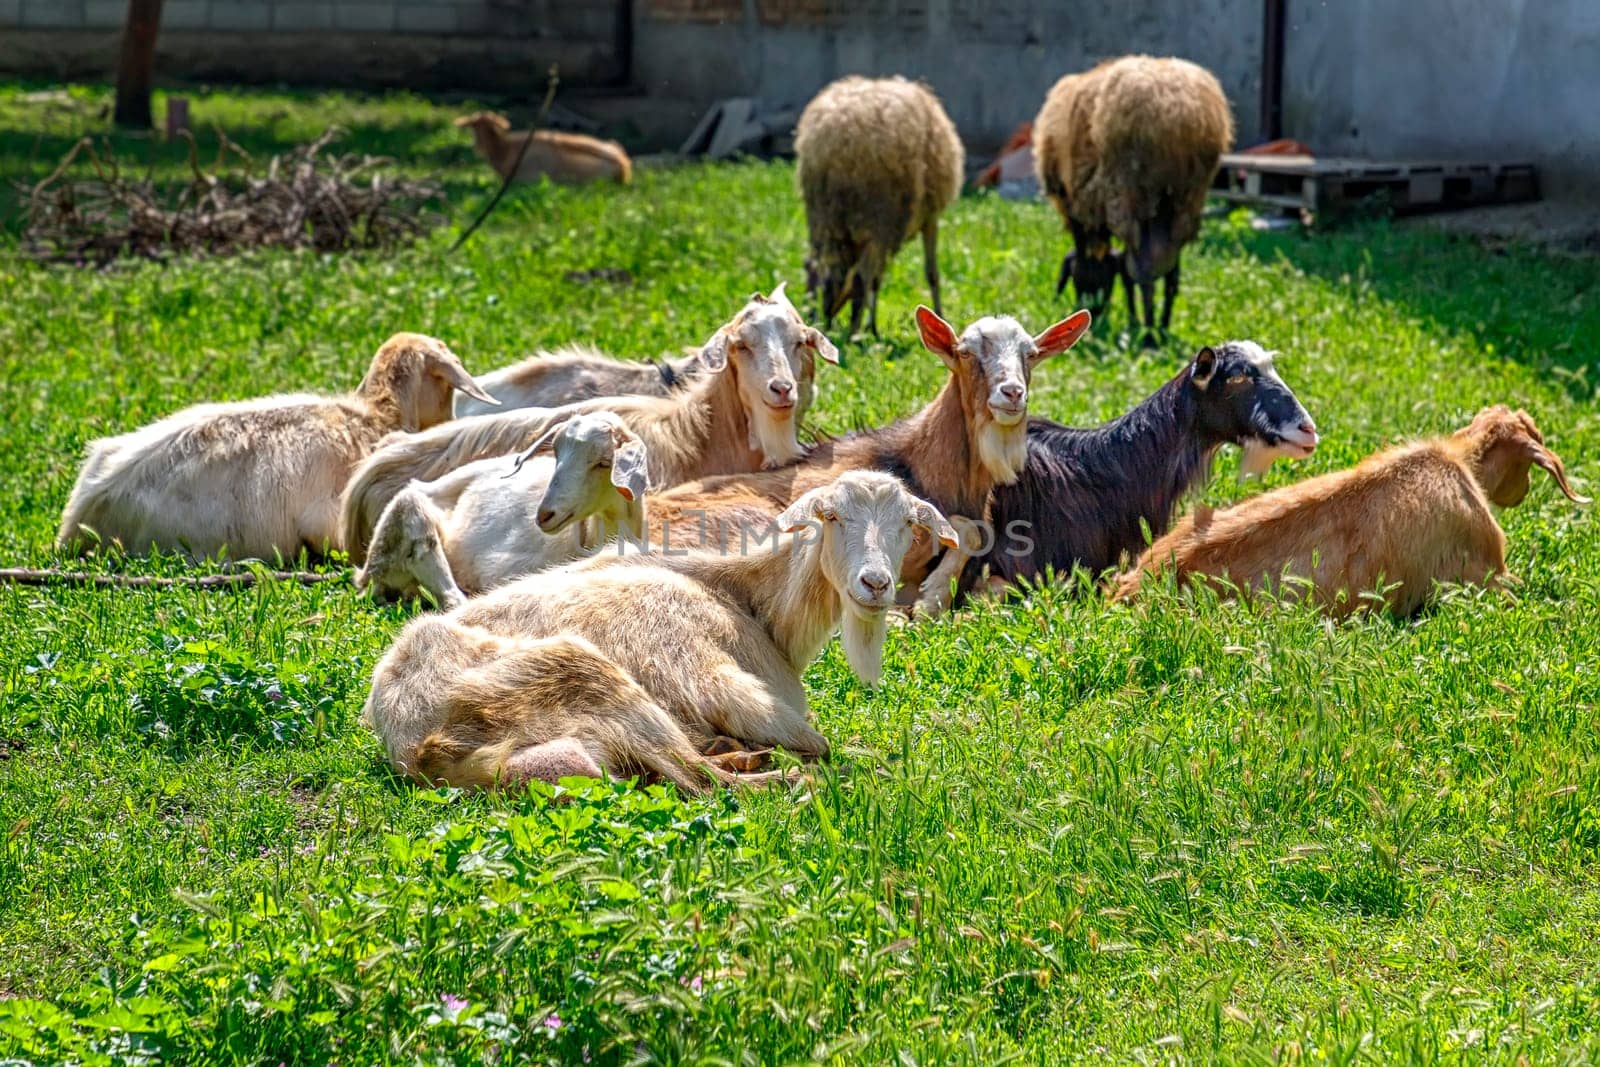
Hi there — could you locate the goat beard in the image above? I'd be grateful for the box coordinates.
[748,405,806,467]
[1239,438,1296,479]
[977,421,1029,484]
[839,608,886,687]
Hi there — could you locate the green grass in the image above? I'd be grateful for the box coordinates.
[3,83,1600,1065]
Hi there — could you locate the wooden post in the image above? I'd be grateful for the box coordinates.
[113,0,165,130]
[1260,0,1287,141]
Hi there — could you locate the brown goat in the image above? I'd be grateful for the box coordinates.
[641,306,1092,603]
[1115,406,1586,616]
[455,112,632,185]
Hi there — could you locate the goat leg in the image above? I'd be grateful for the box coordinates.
[868,275,882,337]
[908,515,986,619]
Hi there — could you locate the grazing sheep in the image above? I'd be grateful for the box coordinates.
[795,75,965,336]
[454,344,702,418]
[355,412,649,610]
[1115,406,1586,616]
[1035,55,1233,338]
[968,340,1316,592]
[57,333,496,561]
[340,286,837,562]
[646,305,1093,611]
[362,470,958,792]
[454,112,633,185]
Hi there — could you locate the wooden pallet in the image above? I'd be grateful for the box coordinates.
[1211,154,1540,215]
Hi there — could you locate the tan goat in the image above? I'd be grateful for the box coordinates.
[638,305,1093,610]
[362,470,958,793]
[455,112,632,185]
[339,286,838,562]
[56,333,495,561]
[1115,406,1586,616]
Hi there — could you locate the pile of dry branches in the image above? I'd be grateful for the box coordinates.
[16,128,445,266]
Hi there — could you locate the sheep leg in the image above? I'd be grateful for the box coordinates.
[922,220,942,317]
[1159,263,1180,334]
[1138,278,1159,347]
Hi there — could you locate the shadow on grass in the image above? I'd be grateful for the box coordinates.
[1231,220,1600,382]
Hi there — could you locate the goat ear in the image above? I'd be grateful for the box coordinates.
[776,488,826,534]
[912,498,960,550]
[808,327,840,366]
[610,440,650,502]
[1031,309,1093,364]
[915,305,960,366]
[427,349,498,405]
[1528,440,1588,503]
[699,327,731,372]
[1191,346,1218,389]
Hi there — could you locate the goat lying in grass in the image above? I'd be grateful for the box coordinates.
[455,344,702,418]
[642,305,1093,613]
[966,341,1317,594]
[363,470,957,792]
[340,286,836,562]
[355,412,649,610]
[1115,406,1586,616]
[57,333,496,561]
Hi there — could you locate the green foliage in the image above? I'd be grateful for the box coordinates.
[3,84,1600,1064]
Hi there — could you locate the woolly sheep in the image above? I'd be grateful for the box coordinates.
[1035,55,1233,338]
[1115,406,1586,616]
[56,333,496,561]
[795,76,964,336]
[355,412,650,610]
[362,470,959,792]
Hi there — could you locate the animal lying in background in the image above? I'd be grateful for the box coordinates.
[355,412,649,610]
[57,333,496,561]
[454,112,633,185]
[1115,406,1586,616]
[363,471,957,792]
[455,344,701,418]
[795,75,964,335]
[340,286,836,561]
[646,306,1093,613]
[1035,55,1233,338]
[968,341,1316,593]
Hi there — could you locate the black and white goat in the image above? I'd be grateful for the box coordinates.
[965,340,1318,590]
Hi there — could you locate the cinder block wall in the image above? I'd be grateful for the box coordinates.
[0,0,627,93]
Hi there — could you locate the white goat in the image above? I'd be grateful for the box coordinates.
[340,285,837,562]
[454,344,702,418]
[355,412,649,610]
[56,333,495,561]
[362,470,958,793]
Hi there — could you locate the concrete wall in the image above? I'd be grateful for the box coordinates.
[0,0,626,91]
[633,0,1265,153]
[1286,0,1600,196]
